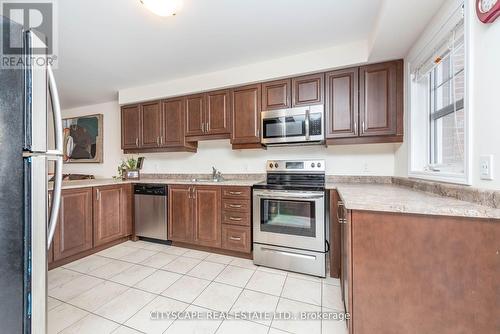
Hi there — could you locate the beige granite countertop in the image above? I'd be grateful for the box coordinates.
[50,177,262,190]
[49,175,500,220]
[333,183,500,220]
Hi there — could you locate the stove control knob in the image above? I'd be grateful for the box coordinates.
[269,163,274,168]
[317,162,321,168]
[274,163,279,168]
[311,163,315,168]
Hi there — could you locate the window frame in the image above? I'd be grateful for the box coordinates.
[407,1,471,185]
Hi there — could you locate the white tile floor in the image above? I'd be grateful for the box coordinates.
[48,240,347,334]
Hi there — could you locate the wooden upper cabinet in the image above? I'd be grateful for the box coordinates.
[325,68,359,139]
[52,188,93,261]
[292,73,324,107]
[93,185,128,247]
[185,94,205,136]
[262,79,291,111]
[193,186,221,248]
[121,104,141,149]
[162,97,186,147]
[168,185,193,243]
[205,89,231,135]
[231,84,262,145]
[359,60,402,137]
[141,101,162,148]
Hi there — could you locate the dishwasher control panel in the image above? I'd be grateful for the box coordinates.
[134,184,167,196]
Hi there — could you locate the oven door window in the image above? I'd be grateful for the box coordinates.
[260,198,315,237]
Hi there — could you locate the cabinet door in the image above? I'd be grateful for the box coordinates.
[325,68,358,139]
[359,61,401,136]
[205,89,231,135]
[262,79,291,111]
[121,104,141,149]
[52,188,93,261]
[141,101,162,148]
[93,185,126,247]
[292,73,324,107]
[185,94,205,136]
[340,208,352,331]
[193,186,221,248]
[162,97,186,147]
[231,84,261,145]
[168,185,193,243]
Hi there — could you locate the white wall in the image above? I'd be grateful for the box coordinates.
[119,40,368,105]
[395,0,500,190]
[60,101,123,178]
[468,4,500,190]
[138,141,397,176]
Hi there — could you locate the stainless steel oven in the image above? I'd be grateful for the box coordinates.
[253,189,325,251]
[252,159,327,277]
[261,105,324,145]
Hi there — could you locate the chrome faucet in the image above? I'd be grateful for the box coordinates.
[212,166,223,182]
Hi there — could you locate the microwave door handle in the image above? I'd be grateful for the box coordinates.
[46,65,63,249]
[305,109,310,140]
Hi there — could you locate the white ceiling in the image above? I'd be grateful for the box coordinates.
[54,0,444,109]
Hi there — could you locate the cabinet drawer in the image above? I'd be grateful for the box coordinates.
[222,186,250,199]
[222,211,250,226]
[222,225,251,253]
[222,199,250,212]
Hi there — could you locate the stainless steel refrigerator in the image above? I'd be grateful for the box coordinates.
[0,16,63,334]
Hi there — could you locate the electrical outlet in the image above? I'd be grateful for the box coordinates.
[479,155,494,180]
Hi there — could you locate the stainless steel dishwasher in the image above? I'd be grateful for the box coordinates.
[134,184,168,241]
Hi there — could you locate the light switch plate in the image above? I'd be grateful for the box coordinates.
[479,155,494,180]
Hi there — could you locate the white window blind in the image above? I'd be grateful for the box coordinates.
[409,0,469,184]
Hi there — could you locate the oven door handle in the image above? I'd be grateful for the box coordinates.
[254,193,324,201]
[260,247,317,260]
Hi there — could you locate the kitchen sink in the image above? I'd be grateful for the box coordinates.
[190,178,223,183]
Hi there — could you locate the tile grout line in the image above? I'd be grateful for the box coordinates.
[51,242,337,334]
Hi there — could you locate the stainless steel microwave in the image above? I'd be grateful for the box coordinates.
[260,105,324,145]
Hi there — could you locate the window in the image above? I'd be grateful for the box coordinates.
[409,3,469,184]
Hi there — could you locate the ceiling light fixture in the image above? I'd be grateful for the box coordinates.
[140,0,183,17]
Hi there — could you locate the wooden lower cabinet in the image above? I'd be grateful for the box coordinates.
[340,209,499,334]
[193,186,221,248]
[168,185,193,243]
[93,184,132,247]
[52,188,93,261]
[49,184,132,267]
[221,186,251,253]
[329,190,341,278]
[168,185,251,254]
[168,185,221,248]
[221,225,250,253]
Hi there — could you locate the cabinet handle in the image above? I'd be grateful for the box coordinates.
[156,136,160,146]
[135,138,139,147]
[229,236,241,241]
[228,191,242,195]
[192,187,196,199]
[96,189,100,201]
[361,121,365,133]
[354,121,357,135]
[229,217,242,221]
[205,123,209,133]
[228,204,243,208]
[160,136,163,145]
[188,187,192,199]
[201,122,205,133]
[338,201,346,224]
